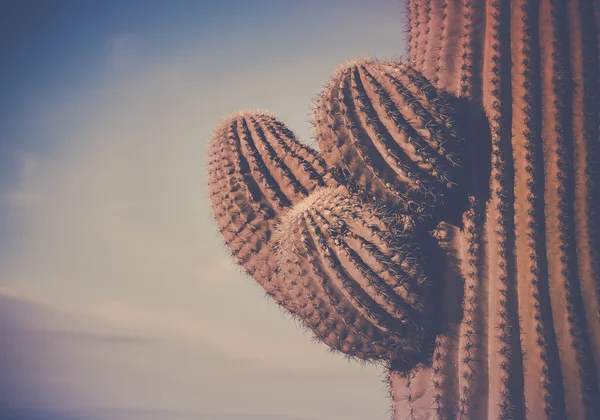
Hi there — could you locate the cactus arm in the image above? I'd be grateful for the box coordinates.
[208,111,336,313]
[259,115,330,190]
[315,60,465,219]
[274,186,437,365]
[208,117,281,297]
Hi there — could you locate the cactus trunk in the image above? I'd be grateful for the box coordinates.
[392,0,600,419]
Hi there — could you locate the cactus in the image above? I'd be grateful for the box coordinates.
[207,1,600,419]
[208,111,333,311]
[209,109,443,367]
[314,59,465,222]
[394,0,600,419]
[274,185,437,367]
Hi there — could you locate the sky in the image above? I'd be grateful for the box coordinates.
[0,1,409,419]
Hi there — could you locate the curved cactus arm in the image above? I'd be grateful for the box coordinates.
[208,110,334,311]
[313,59,465,221]
[274,185,438,368]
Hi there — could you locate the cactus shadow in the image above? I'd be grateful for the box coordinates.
[441,95,493,226]
[409,96,492,368]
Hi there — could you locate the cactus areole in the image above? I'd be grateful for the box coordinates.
[207,1,600,419]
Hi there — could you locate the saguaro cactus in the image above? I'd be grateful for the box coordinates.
[393,0,600,419]
[207,1,600,419]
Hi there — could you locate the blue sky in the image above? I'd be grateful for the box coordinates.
[0,1,408,419]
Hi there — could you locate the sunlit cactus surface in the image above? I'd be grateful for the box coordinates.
[207,1,600,419]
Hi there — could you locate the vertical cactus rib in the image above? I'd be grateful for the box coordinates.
[482,1,525,419]
[457,0,474,98]
[455,2,491,410]
[568,0,600,393]
[540,0,600,417]
[389,368,437,420]
[409,0,420,67]
[413,0,431,74]
[423,0,446,86]
[457,197,488,419]
[456,0,490,409]
[469,0,487,102]
[432,0,460,93]
[511,0,567,417]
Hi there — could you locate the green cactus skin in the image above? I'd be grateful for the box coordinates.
[274,185,436,367]
[313,59,465,222]
[208,111,333,310]
[388,0,600,419]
